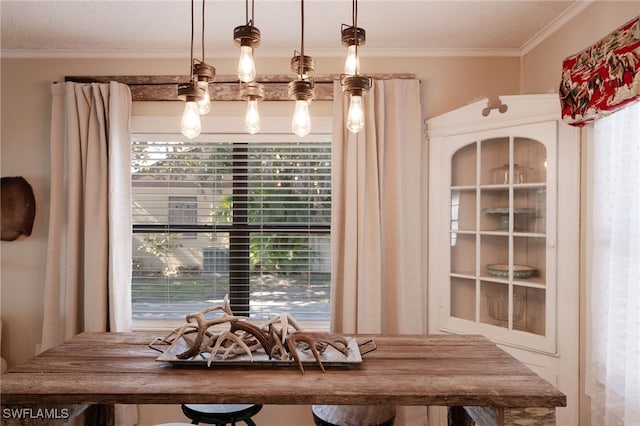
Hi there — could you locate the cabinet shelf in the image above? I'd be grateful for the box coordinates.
[479,183,546,190]
[478,274,547,288]
[450,272,547,288]
[450,229,547,239]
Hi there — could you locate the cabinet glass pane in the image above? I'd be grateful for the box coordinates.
[451,277,475,321]
[481,281,508,328]
[451,189,476,231]
[514,286,546,336]
[451,233,475,275]
[514,138,547,184]
[447,131,552,341]
[514,236,546,285]
[480,188,509,231]
[480,235,508,278]
[514,188,546,233]
[481,138,509,185]
[452,143,477,186]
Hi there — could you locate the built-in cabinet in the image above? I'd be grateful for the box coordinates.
[427,95,580,425]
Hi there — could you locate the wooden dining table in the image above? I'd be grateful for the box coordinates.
[0,331,565,426]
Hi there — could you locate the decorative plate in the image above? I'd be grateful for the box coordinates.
[487,264,536,279]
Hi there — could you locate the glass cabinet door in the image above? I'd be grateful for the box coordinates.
[428,95,580,424]
[447,126,555,351]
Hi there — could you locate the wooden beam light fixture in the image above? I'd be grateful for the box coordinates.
[65,0,417,136]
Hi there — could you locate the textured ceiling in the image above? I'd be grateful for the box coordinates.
[1,0,590,58]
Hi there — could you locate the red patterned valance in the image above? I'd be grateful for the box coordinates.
[560,16,640,126]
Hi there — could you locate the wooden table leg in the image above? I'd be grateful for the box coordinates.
[82,404,114,426]
[448,406,475,426]
[448,406,505,426]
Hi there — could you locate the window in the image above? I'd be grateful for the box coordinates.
[131,133,331,323]
[168,196,197,238]
[587,102,640,424]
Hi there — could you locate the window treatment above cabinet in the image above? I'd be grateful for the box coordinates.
[559,16,639,127]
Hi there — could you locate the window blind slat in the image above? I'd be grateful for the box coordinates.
[131,136,331,321]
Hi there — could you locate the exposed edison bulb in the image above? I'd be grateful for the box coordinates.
[346,94,365,133]
[245,99,261,134]
[181,101,201,139]
[292,100,311,137]
[344,45,360,75]
[237,46,256,83]
[197,81,211,115]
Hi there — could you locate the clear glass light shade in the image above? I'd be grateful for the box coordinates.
[346,95,365,133]
[197,81,211,115]
[237,46,256,83]
[181,101,202,139]
[292,100,311,137]
[344,45,360,75]
[245,99,261,134]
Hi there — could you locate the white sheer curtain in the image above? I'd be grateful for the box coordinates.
[43,81,135,425]
[331,79,427,425]
[587,101,640,426]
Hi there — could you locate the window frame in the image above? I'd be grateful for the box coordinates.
[130,115,333,331]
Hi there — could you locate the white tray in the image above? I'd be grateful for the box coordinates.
[151,336,366,369]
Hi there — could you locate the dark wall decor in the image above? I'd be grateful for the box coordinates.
[1,176,36,241]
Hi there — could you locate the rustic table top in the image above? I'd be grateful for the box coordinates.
[0,332,565,408]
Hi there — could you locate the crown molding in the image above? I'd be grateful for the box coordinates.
[521,0,595,55]
[1,46,524,60]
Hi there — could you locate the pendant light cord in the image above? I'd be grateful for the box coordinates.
[299,0,305,78]
[189,0,195,79]
[246,0,255,27]
[201,0,206,61]
[353,0,358,64]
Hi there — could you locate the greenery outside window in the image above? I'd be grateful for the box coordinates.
[131,133,331,324]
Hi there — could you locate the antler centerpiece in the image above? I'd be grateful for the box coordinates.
[158,295,350,373]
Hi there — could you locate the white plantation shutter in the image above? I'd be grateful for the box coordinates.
[131,133,331,322]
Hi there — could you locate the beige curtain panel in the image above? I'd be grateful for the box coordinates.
[43,81,135,425]
[331,79,427,425]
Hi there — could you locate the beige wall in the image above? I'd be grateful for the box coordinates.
[522,1,640,94]
[522,3,640,426]
[0,55,518,369]
[0,54,517,425]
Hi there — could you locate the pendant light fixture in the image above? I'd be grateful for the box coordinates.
[194,62,215,115]
[288,0,314,137]
[178,0,205,139]
[194,0,215,115]
[241,81,265,134]
[179,0,215,138]
[234,0,260,83]
[340,0,372,134]
[341,25,364,74]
